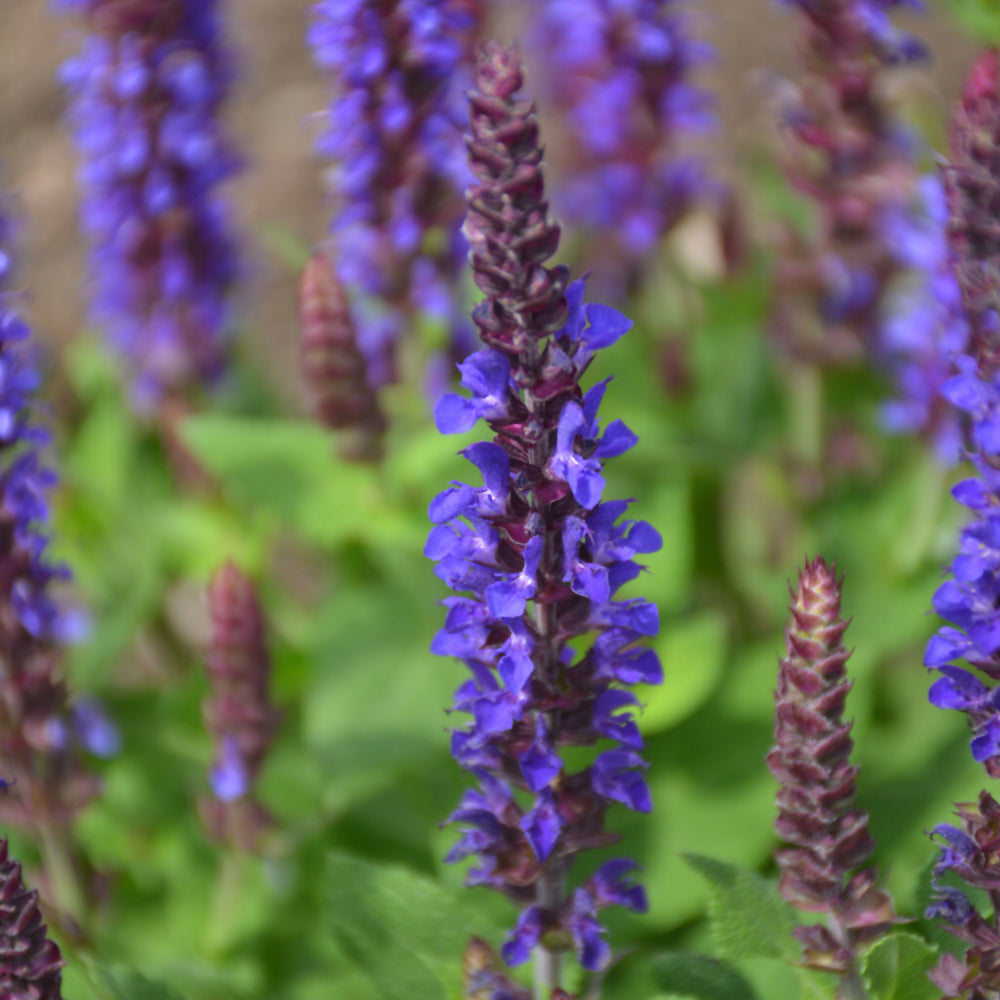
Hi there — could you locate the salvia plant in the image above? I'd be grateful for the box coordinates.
[7,1,1000,999]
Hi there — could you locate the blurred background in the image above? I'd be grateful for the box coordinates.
[0,0,979,406]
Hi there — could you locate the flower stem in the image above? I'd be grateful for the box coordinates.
[534,859,565,999]
[204,849,246,958]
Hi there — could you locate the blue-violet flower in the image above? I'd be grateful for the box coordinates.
[528,0,714,291]
[429,44,661,986]
[56,0,241,409]
[308,0,483,389]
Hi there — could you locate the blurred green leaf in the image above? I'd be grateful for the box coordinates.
[862,932,939,1000]
[82,960,186,1000]
[324,852,507,1000]
[947,0,1000,39]
[651,951,760,1000]
[640,613,728,733]
[682,854,797,962]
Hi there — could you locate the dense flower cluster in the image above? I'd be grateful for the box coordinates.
[772,0,966,457]
[429,44,661,983]
[767,558,896,976]
[0,837,66,1000]
[308,0,483,389]
[199,562,279,850]
[299,251,387,462]
[927,792,1000,998]
[924,53,1000,774]
[945,49,1000,372]
[56,0,241,408]
[0,195,101,830]
[527,0,713,288]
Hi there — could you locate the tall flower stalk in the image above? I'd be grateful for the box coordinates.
[923,51,1000,996]
[56,0,241,409]
[0,191,104,929]
[307,0,483,393]
[771,0,964,465]
[767,558,895,997]
[526,0,714,296]
[198,562,279,852]
[429,44,661,997]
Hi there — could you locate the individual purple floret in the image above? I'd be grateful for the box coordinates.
[926,792,1000,998]
[767,558,897,988]
[429,44,660,990]
[308,0,483,389]
[527,0,713,292]
[56,0,241,409]
[772,0,967,461]
[0,193,101,833]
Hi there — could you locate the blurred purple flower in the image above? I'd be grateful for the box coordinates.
[56,0,241,409]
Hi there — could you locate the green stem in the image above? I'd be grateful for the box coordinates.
[37,819,88,934]
[204,849,246,958]
[787,362,823,470]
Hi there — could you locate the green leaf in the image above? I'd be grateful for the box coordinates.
[682,854,798,962]
[947,0,1000,40]
[652,951,760,1000]
[82,960,187,1000]
[639,612,728,733]
[862,932,939,1000]
[325,852,508,1000]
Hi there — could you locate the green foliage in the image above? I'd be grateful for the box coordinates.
[651,952,760,1000]
[682,854,799,963]
[324,852,508,1000]
[862,933,940,1000]
[946,0,1000,39]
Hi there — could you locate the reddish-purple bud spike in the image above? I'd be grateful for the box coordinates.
[768,557,897,973]
[299,251,387,462]
[0,838,65,999]
[465,43,568,352]
[200,562,279,848]
[947,49,1000,369]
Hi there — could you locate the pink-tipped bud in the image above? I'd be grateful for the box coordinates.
[767,558,896,972]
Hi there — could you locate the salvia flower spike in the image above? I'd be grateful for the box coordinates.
[926,792,1000,998]
[0,837,66,1000]
[527,0,714,290]
[56,0,241,410]
[0,192,100,834]
[299,250,388,462]
[923,55,1000,778]
[767,558,896,983]
[307,0,483,390]
[772,0,966,460]
[199,562,279,851]
[429,43,661,992]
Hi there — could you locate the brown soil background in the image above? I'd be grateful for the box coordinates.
[0,0,981,408]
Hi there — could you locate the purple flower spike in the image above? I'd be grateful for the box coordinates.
[926,792,1000,998]
[771,0,966,461]
[527,0,714,291]
[431,45,661,986]
[56,0,241,409]
[199,562,280,851]
[0,193,100,834]
[308,0,484,394]
[767,558,898,976]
